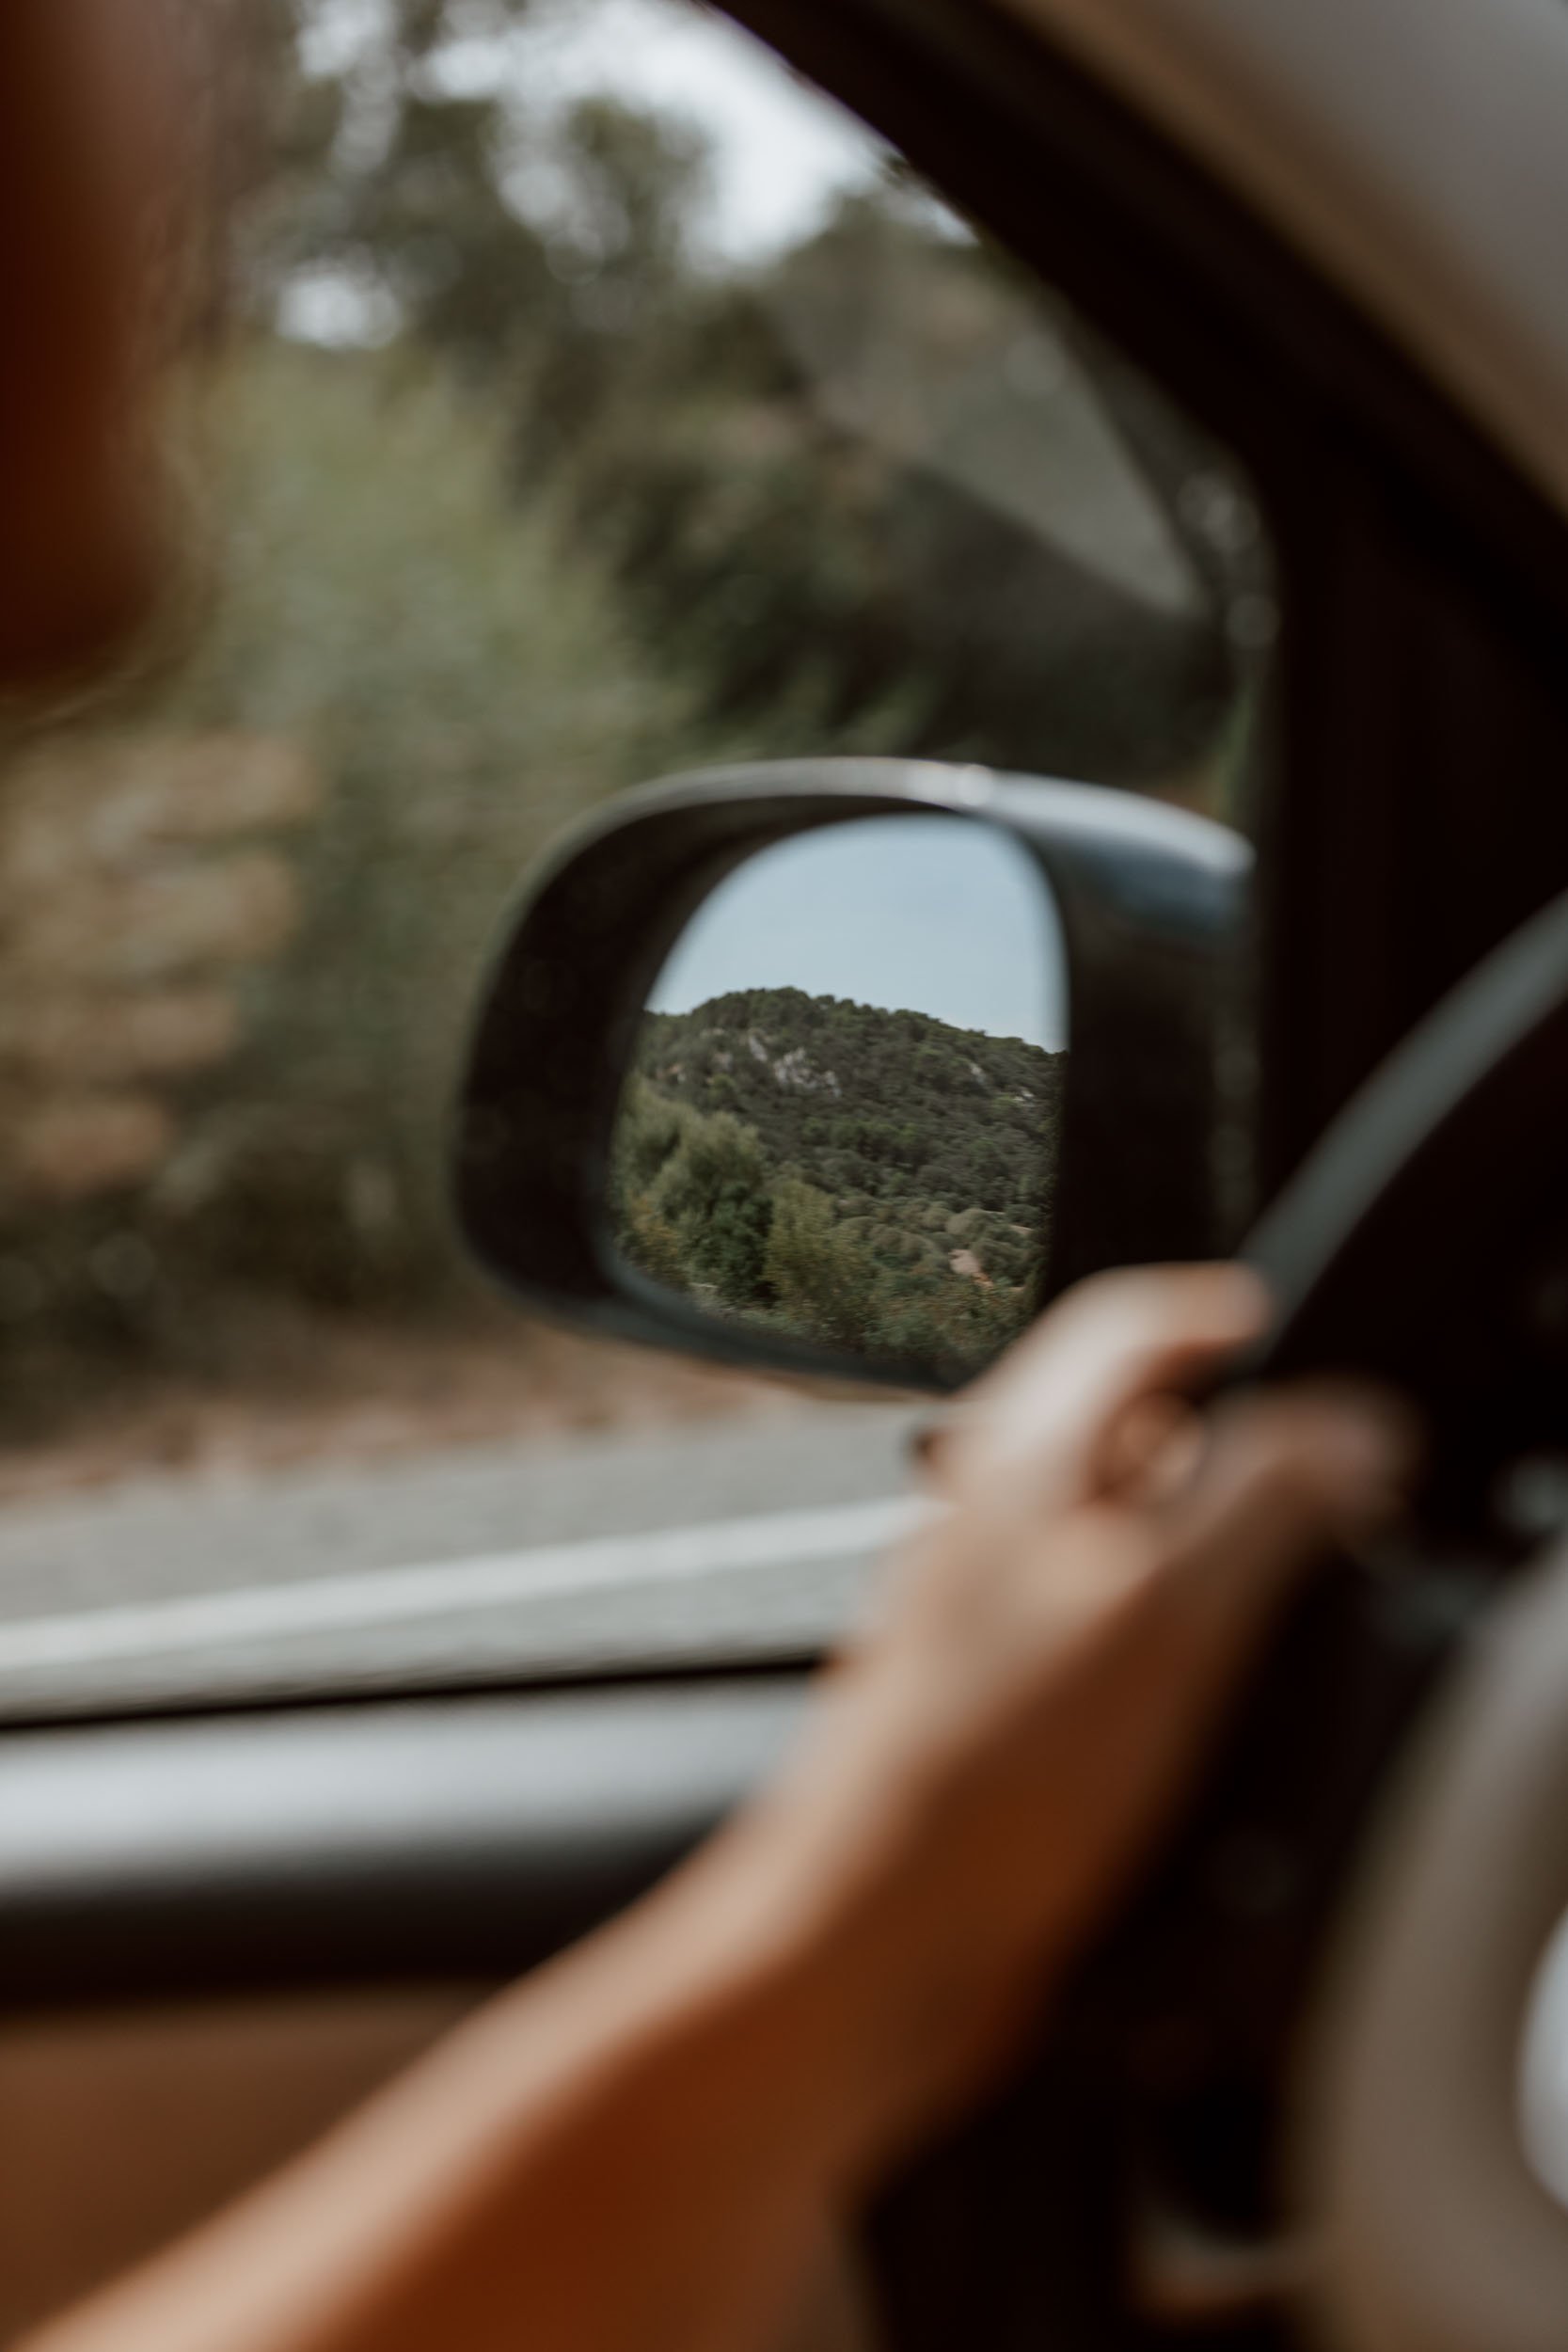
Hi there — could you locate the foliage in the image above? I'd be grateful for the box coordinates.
[243,0,1269,787]
[610,990,1063,1379]
[635,984,1062,1218]
[0,0,1266,1392]
[0,342,712,1344]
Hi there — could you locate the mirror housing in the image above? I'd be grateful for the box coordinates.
[453,758,1251,1391]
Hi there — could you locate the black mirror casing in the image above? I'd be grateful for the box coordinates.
[453,758,1252,1391]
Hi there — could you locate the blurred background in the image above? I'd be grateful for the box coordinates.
[0,0,1271,1500]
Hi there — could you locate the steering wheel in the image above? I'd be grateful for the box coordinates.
[867,883,1568,2349]
[1304,1536,1568,2352]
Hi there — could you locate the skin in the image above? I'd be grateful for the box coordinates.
[19,1266,1413,2352]
[2,11,1416,2346]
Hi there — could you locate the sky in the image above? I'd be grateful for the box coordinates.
[298,0,890,267]
[648,816,1068,1049]
[498,0,889,262]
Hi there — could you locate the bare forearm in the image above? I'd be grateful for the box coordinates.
[21,1811,882,2352]
[22,1272,1408,2352]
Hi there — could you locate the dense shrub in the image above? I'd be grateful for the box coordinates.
[610,991,1062,1378]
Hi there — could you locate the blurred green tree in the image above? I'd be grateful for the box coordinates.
[52,341,712,1319]
[241,0,1263,787]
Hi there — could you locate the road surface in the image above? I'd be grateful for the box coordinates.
[0,1402,928,1720]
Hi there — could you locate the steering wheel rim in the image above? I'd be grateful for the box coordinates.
[867,888,1568,2348]
[1301,1539,1568,2352]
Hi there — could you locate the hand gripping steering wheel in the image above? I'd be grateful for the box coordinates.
[870,883,1568,2350]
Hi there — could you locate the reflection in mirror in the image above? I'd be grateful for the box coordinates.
[608,816,1066,1383]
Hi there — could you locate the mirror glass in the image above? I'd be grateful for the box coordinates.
[608,815,1067,1382]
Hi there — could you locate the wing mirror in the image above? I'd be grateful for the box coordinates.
[453,759,1251,1392]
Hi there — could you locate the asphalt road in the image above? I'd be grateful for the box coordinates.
[0,1402,928,1720]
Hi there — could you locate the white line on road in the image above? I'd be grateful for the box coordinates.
[0,1495,932,1675]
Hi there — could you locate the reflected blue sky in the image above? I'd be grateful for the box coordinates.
[648,815,1068,1049]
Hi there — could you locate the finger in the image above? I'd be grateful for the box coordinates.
[941,1263,1272,1506]
[1100,1393,1205,1504]
[1158,1385,1420,1658]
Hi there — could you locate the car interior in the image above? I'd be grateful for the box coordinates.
[8,0,1568,2347]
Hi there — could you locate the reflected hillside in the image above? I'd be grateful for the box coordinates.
[611,988,1064,1379]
